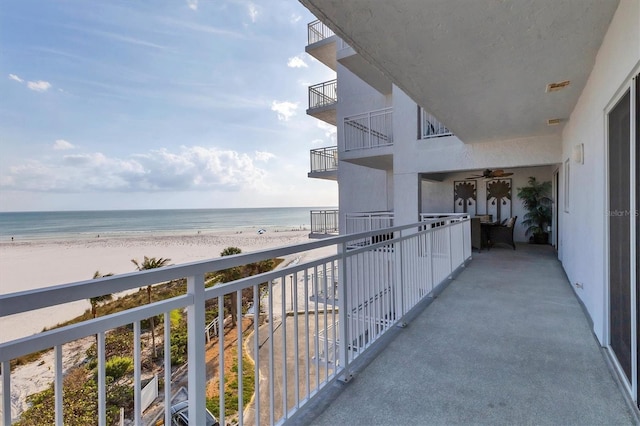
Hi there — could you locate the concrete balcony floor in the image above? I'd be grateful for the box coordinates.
[298,244,638,425]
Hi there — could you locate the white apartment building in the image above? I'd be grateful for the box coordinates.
[303,0,640,408]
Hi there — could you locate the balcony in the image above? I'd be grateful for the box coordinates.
[419,108,453,140]
[306,80,337,125]
[0,217,635,425]
[302,244,636,425]
[0,218,469,425]
[309,209,339,238]
[306,20,337,71]
[342,108,393,170]
[308,146,338,180]
[345,211,394,248]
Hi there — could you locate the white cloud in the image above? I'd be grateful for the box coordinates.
[290,14,302,23]
[8,74,24,83]
[311,139,325,145]
[53,139,75,150]
[248,3,258,23]
[317,121,337,142]
[287,55,308,68]
[1,146,268,193]
[271,100,298,121]
[254,151,275,162]
[27,80,52,92]
[186,0,198,10]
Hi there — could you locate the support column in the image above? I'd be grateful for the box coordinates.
[393,172,421,226]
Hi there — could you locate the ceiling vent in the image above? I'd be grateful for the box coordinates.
[547,118,562,126]
[546,80,570,92]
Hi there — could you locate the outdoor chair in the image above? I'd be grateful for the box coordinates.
[471,217,482,251]
[490,216,517,250]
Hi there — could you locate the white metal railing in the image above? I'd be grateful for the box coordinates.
[310,146,338,174]
[345,211,394,248]
[344,108,393,151]
[308,80,337,111]
[310,209,339,236]
[345,211,394,234]
[309,265,339,303]
[307,20,334,45]
[0,217,470,426]
[419,108,453,139]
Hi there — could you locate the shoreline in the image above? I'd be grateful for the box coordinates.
[0,229,318,343]
[0,224,309,245]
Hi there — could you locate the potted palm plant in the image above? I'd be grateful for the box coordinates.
[517,177,553,244]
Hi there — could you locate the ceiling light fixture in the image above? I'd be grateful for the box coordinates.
[546,80,571,92]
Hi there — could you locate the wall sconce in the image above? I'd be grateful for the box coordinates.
[572,143,584,165]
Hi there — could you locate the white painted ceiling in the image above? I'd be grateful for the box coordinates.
[301,0,620,143]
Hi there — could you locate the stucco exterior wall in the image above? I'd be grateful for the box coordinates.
[560,0,639,343]
[336,63,392,226]
[392,88,563,175]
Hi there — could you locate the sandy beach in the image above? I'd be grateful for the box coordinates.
[0,229,324,343]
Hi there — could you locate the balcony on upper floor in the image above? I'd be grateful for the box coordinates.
[309,209,339,238]
[308,146,338,180]
[306,20,337,71]
[307,79,337,125]
[419,108,453,140]
[0,217,634,425]
[342,108,393,170]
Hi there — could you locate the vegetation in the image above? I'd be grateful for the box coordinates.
[517,176,553,242]
[15,248,280,424]
[90,271,114,318]
[131,256,172,358]
[206,349,255,421]
[16,366,133,426]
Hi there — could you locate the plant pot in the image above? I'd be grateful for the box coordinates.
[531,232,549,244]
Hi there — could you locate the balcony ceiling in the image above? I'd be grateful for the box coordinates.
[300,0,620,143]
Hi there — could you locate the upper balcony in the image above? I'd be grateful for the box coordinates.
[0,217,634,425]
[306,79,337,126]
[308,146,338,180]
[342,108,393,170]
[306,20,337,71]
[309,209,339,238]
[419,108,453,140]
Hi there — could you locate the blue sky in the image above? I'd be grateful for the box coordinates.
[0,0,337,211]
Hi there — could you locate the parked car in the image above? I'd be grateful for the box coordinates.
[170,401,219,426]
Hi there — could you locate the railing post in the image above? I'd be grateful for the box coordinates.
[395,230,406,326]
[338,242,352,382]
[134,321,141,426]
[164,313,172,426]
[448,221,454,278]
[187,273,206,426]
[367,112,372,149]
[54,345,63,426]
[97,332,106,426]
[1,361,9,426]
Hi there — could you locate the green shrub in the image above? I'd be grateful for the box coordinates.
[104,356,133,380]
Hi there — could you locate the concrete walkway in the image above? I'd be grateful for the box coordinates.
[302,244,637,425]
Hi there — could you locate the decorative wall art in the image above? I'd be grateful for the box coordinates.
[454,180,477,215]
[486,178,512,223]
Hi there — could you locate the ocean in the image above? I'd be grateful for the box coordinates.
[0,207,334,241]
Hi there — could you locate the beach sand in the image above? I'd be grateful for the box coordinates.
[0,229,330,343]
